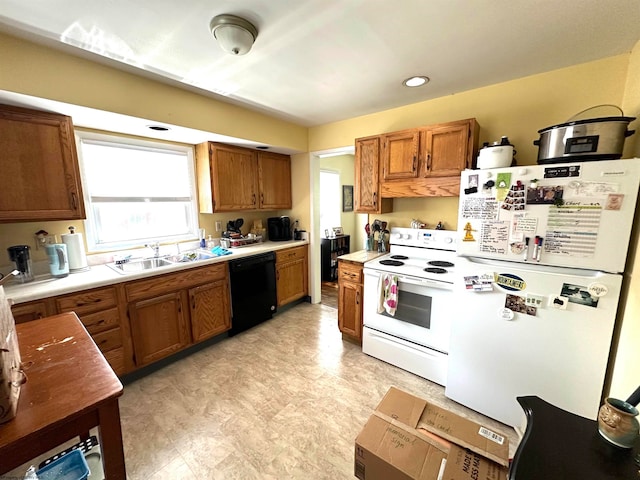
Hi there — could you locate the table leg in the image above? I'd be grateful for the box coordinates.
[97,400,126,480]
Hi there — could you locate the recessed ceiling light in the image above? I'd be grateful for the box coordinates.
[403,76,430,87]
[256,146,269,150]
[147,125,170,131]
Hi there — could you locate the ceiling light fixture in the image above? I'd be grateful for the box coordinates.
[147,125,170,131]
[403,76,430,87]
[210,14,258,56]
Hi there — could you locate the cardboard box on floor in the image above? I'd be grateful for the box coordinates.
[355,387,510,480]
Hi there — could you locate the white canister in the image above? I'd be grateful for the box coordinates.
[61,227,89,272]
[477,145,514,169]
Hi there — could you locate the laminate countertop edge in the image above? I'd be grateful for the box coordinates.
[338,250,387,264]
[5,240,309,305]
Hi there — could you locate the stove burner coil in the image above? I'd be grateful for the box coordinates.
[390,255,409,260]
[428,260,454,268]
[424,267,448,274]
[380,259,405,267]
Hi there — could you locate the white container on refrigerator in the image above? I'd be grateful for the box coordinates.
[456,158,640,273]
[446,259,622,428]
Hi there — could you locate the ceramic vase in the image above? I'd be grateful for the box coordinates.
[597,397,639,448]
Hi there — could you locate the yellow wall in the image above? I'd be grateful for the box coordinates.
[0,33,308,152]
[307,55,630,233]
[319,154,361,244]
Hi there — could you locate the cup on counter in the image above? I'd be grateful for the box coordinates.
[45,243,70,278]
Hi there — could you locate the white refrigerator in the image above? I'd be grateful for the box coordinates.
[446,158,640,428]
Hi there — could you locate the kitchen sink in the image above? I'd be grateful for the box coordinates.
[107,257,174,274]
[165,250,215,263]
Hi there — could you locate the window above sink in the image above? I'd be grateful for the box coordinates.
[76,131,200,252]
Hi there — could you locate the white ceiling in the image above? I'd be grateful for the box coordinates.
[1,0,640,137]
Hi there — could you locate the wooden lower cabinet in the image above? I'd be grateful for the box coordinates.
[129,292,191,367]
[189,280,231,342]
[337,260,364,341]
[55,286,132,376]
[124,262,231,367]
[275,246,308,306]
[11,299,54,324]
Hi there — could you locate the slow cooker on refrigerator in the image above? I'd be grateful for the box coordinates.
[534,105,636,164]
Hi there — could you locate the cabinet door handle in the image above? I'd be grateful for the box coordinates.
[261,193,264,205]
[191,297,196,310]
[427,153,432,171]
[77,299,101,307]
[412,155,416,172]
[356,291,360,305]
[373,192,377,207]
[252,193,256,205]
[276,270,280,280]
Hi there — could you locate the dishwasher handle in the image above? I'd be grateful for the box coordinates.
[229,251,275,272]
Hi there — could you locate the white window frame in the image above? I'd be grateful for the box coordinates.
[75,131,200,252]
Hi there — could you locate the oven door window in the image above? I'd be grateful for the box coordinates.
[380,288,432,329]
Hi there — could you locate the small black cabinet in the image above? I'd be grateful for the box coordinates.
[321,235,350,282]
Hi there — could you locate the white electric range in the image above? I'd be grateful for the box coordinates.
[362,227,465,386]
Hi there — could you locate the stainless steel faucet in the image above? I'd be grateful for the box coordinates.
[145,241,160,257]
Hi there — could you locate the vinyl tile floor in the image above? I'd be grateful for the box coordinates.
[6,302,520,479]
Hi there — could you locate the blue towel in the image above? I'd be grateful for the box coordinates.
[210,246,232,256]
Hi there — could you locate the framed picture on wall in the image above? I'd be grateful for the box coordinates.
[342,185,354,212]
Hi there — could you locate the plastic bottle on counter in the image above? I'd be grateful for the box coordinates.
[206,235,215,249]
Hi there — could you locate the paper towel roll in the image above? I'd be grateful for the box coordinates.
[61,232,89,272]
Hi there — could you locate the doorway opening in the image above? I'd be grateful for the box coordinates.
[319,170,341,309]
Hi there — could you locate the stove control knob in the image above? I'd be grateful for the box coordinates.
[395,233,405,239]
[444,237,453,244]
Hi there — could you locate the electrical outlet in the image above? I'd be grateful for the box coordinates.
[215,221,222,232]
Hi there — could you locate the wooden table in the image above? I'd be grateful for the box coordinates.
[509,396,639,479]
[0,312,126,479]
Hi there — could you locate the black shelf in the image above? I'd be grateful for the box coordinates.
[321,235,350,282]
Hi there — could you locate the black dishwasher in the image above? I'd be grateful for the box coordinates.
[228,251,277,336]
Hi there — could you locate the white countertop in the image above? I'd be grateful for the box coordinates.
[338,250,386,264]
[5,240,308,305]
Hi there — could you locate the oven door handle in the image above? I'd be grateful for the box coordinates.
[367,329,445,358]
[366,270,452,290]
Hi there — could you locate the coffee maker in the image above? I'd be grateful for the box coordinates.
[7,245,34,283]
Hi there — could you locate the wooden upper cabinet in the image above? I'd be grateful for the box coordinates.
[420,120,476,177]
[0,104,85,222]
[257,151,292,209]
[377,118,479,198]
[196,142,292,212]
[381,129,420,180]
[355,135,381,213]
[211,143,258,210]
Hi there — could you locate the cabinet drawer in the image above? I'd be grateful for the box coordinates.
[11,300,50,324]
[125,263,228,302]
[91,327,122,353]
[338,262,363,284]
[103,347,125,376]
[56,287,118,315]
[276,246,307,263]
[80,307,120,334]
